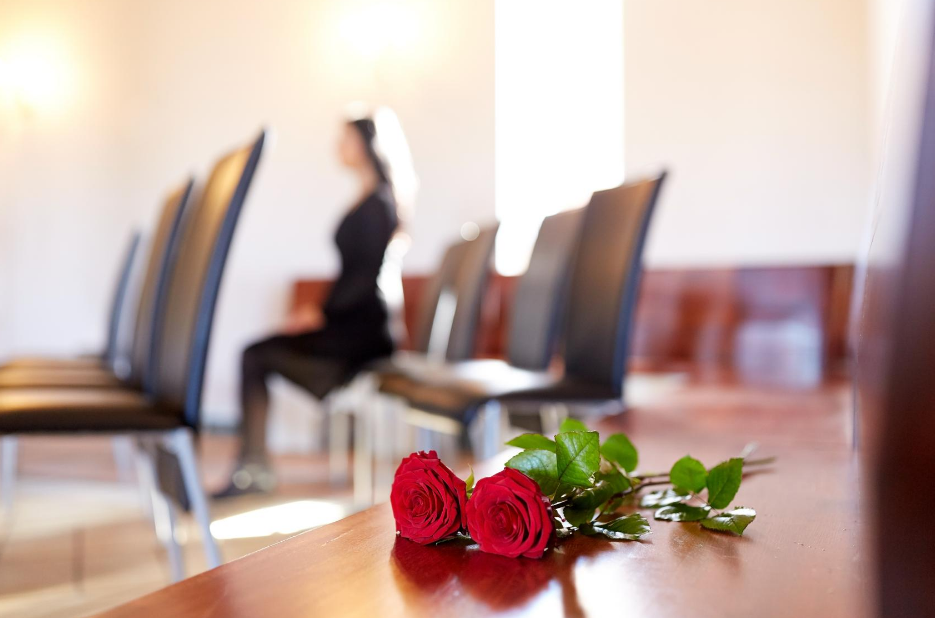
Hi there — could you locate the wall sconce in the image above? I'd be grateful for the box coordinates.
[0,35,72,120]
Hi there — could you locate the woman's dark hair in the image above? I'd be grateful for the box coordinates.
[347,107,418,220]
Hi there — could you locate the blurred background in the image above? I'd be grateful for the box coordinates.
[0,0,905,615]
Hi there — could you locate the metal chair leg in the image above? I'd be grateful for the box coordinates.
[329,409,350,485]
[353,400,375,509]
[135,439,184,581]
[169,428,221,569]
[539,403,566,436]
[372,401,395,504]
[1,436,18,512]
[471,400,503,461]
[393,398,413,461]
[162,499,184,582]
[112,436,135,483]
[132,439,155,520]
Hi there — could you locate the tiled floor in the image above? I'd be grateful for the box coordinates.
[0,434,356,618]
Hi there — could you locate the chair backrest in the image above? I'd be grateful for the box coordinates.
[103,231,142,370]
[128,180,195,391]
[507,208,584,370]
[151,132,265,427]
[411,239,468,357]
[411,225,499,361]
[562,175,666,394]
[446,225,499,361]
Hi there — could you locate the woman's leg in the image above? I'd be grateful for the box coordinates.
[215,335,298,497]
[238,337,278,465]
[217,327,385,497]
[237,329,352,465]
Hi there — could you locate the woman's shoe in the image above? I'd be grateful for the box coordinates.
[211,463,277,499]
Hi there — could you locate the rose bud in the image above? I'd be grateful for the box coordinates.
[465,468,553,559]
[391,451,468,544]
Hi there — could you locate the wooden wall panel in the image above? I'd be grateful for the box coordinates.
[292,264,854,383]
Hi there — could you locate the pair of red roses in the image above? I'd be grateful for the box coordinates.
[390,451,552,559]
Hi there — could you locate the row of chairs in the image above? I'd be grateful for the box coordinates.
[0,138,664,573]
[0,130,267,579]
[334,173,666,505]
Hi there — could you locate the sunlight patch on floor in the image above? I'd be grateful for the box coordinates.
[209,500,347,540]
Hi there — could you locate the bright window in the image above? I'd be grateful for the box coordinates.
[494,0,625,275]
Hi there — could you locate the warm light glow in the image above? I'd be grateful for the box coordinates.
[0,33,74,116]
[338,3,422,62]
[495,0,625,275]
[209,500,347,540]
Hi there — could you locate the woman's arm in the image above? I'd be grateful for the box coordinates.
[282,304,325,334]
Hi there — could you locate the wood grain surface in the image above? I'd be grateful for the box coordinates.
[96,382,863,618]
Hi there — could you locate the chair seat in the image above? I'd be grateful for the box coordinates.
[0,367,125,389]
[0,388,183,433]
[0,356,105,372]
[377,358,619,422]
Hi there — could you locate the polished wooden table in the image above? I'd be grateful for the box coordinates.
[97,382,864,617]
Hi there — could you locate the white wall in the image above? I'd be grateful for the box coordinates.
[0,0,876,428]
[494,0,624,275]
[0,0,494,425]
[122,0,495,424]
[0,0,141,355]
[626,0,871,267]
[868,0,909,133]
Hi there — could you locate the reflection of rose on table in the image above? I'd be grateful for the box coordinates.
[390,535,613,616]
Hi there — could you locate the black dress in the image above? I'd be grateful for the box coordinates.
[240,186,400,400]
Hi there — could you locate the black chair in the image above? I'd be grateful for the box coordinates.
[381,224,499,368]
[0,231,143,373]
[0,131,265,576]
[388,210,580,383]
[0,231,143,507]
[0,181,193,510]
[0,180,194,390]
[374,174,665,462]
[349,212,579,504]
[367,208,582,471]
[328,226,498,498]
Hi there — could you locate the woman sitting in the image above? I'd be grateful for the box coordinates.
[215,107,417,497]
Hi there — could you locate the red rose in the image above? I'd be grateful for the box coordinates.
[391,451,467,544]
[465,468,553,559]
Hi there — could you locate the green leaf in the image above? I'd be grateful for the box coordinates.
[706,458,743,509]
[552,482,576,501]
[564,505,598,527]
[563,472,630,526]
[595,469,631,494]
[669,455,707,493]
[465,466,475,498]
[576,523,601,536]
[595,470,630,514]
[558,418,588,434]
[654,503,711,522]
[700,507,756,535]
[601,434,639,473]
[640,489,690,508]
[506,449,559,495]
[505,433,557,452]
[592,513,651,541]
[568,485,614,511]
[555,431,601,487]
